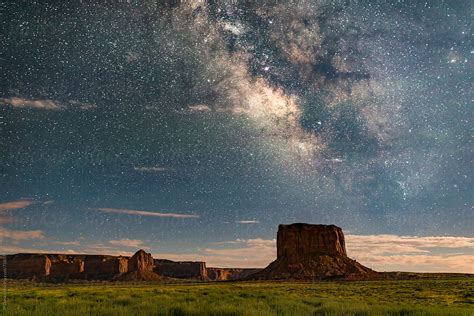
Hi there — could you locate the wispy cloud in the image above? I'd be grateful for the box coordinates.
[109,238,146,248]
[0,244,135,256]
[0,217,13,224]
[79,243,135,257]
[235,220,260,224]
[133,166,171,172]
[353,254,474,273]
[0,245,69,254]
[346,234,474,273]
[0,200,35,212]
[96,208,199,218]
[0,229,45,241]
[346,234,474,255]
[175,104,211,115]
[157,235,474,272]
[1,243,132,257]
[158,238,276,268]
[0,97,95,110]
[48,241,81,246]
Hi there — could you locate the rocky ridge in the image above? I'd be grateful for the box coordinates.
[2,223,381,281]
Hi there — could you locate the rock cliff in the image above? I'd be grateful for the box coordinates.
[3,253,129,280]
[5,254,51,279]
[82,255,128,279]
[277,223,346,258]
[155,259,208,280]
[3,225,379,281]
[48,255,84,280]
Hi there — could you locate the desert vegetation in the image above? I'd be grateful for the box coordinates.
[4,278,473,315]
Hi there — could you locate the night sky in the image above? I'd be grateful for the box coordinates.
[1,1,472,272]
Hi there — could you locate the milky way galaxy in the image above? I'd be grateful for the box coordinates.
[1,1,472,272]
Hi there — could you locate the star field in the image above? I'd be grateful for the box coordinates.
[0,1,472,270]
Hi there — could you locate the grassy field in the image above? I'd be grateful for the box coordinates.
[3,278,473,315]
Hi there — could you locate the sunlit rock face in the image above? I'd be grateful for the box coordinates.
[117,249,161,281]
[49,255,84,279]
[83,255,128,279]
[128,249,154,272]
[253,223,377,280]
[277,223,347,258]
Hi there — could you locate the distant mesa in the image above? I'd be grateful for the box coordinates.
[1,224,379,282]
[155,259,208,280]
[0,249,259,282]
[251,223,378,280]
[207,267,261,281]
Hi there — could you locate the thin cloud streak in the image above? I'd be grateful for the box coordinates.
[0,245,69,255]
[159,238,276,268]
[346,234,474,251]
[48,241,81,246]
[96,208,199,218]
[235,220,260,224]
[175,104,211,115]
[0,200,35,212]
[0,229,45,241]
[0,97,95,110]
[109,238,146,248]
[133,166,171,172]
[1,244,133,257]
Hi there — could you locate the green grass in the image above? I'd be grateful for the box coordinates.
[3,278,473,315]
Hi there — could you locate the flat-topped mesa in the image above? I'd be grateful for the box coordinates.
[83,255,128,279]
[251,223,378,280]
[48,255,84,279]
[154,259,208,280]
[5,254,51,279]
[277,223,347,258]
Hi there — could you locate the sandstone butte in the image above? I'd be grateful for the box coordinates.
[251,223,378,280]
[1,223,378,281]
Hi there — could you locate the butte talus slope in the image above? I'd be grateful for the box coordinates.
[252,223,378,280]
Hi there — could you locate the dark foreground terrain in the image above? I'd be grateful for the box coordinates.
[4,278,473,315]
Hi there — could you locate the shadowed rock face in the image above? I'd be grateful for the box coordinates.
[4,251,156,281]
[3,254,129,280]
[5,254,51,279]
[49,255,84,279]
[277,223,347,258]
[253,223,377,280]
[154,259,208,280]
